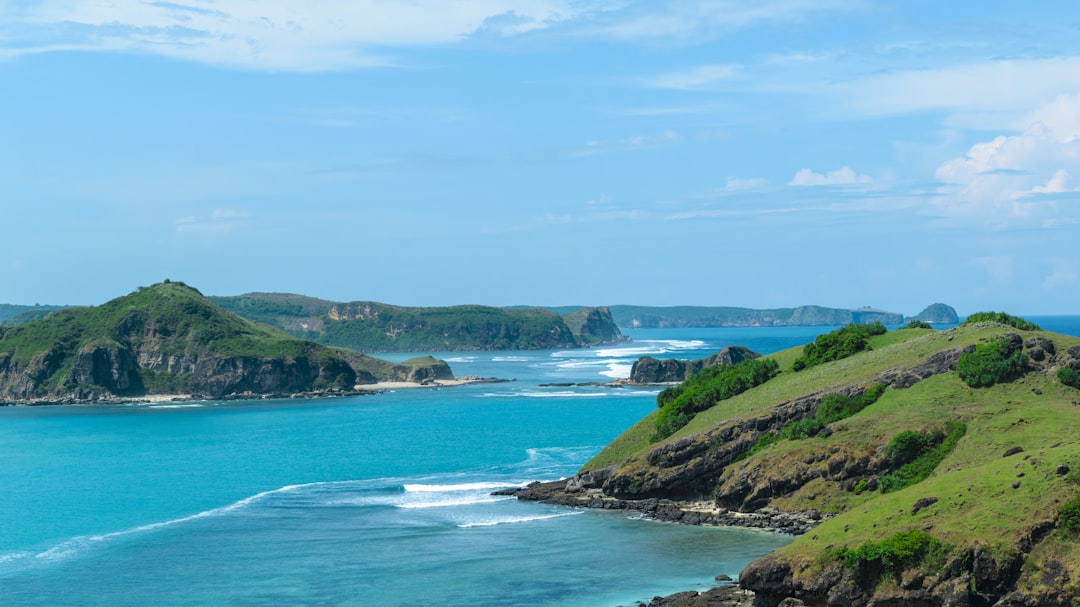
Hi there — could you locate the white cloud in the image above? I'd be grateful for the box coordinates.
[0,0,863,71]
[0,0,586,70]
[568,129,682,158]
[789,166,871,186]
[838,57,1080,129]
[584,0,857,42]
[933,94,1080,227]
[723,177,768,191]
[176,208,252,237]
[641,64,739,90]
[1043,264,1079,291]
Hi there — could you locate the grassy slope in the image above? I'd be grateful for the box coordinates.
[582,323,1080,593]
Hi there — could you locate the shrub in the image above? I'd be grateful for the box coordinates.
[832,530,948,576]
[960,312,1041,331]
[956,338,1029,388]
[1060,497,1080,534]
[885,430,935,466]
[793,322,887,371]
[817,384,886,425]
[652,358,780,441]
[879,421,967,494]
[1058,367,1080,390]
[906,320,933,329]
[781,418,824,440]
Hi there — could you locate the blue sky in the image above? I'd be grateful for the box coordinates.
[2,1,1079,315]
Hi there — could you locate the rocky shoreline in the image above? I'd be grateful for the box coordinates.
[0,376,512,406]
[500,479,824,535]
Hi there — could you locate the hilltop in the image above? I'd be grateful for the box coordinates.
[513,316,1080,606]
[210,293,627,352]
[0,281,453,404]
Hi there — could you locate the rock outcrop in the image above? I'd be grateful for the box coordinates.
[910,303,960,324]
[629,346,760,384]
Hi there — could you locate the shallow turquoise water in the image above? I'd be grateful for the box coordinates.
[2,321,1075,606]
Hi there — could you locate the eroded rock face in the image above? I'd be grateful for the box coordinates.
[740,544,1033,607]
[67,344,143,396]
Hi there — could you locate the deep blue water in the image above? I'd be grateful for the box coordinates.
[2,321,1076,606]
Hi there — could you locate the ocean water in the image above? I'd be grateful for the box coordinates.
[2,321,1076,606]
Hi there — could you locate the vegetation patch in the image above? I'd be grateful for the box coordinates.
[828,530,950,577]
[878,421,967,494]
[960,312,1041,331]
[1058,367,1080,390]
[906,320,933,329]
[956,338,1029,388]
[652,358,780,441]
[793,322,887,371]
[817,384,887,425]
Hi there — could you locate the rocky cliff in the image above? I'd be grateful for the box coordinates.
[605,305,909,328]
[513,320,1080,606]
[212,294,627,352]
[628,346,760,384]
[0,281,453,404]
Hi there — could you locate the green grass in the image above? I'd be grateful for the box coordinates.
[0,281,372,398]
[583,320,1080,598]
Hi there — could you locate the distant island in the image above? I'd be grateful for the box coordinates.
[209,293,628,353]
[544,303,959,328]
[0,281,459,405]
[2,291,961,354]
[509,314,1080,606]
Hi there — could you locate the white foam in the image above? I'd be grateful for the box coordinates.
[443,357,476,363]
[147,403,205,409]
[519,391,610,398]
[404,482,512,493]
[398,496,509,509]
[600,363,633,379]
[457,511,581,528]
[492,356,531,362]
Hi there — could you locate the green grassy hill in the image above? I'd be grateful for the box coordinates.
[211,294,626,352]
[0,282,449,403]
[554,318,1080,606]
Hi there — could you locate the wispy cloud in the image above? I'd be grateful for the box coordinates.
[565,129,682,158]
[0,0,587,70]
[789,166,872,186]
[640,64,739,90]
[176,208,252,238]
[579,0,860,42]
[836,57,1080,128]
[0,0,864,71]
[297,105,469,128]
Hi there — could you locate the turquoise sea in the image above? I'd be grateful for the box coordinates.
[2,319,1078,606]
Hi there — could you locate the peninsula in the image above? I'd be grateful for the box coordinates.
[512,315,1080,606]
[210,293,627,352]
[0,281,458,404]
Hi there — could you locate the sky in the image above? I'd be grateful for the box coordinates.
[2,1,1079,316]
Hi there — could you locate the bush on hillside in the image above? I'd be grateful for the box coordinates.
[781,418,825,440]
[960,312,1041,331]
[906,320,933,329]
[816,384,887,425]
[793,323,887,371]
[878,421,967,494]
[956,338,1029,388]
[653,358,780,441]
[1058,366,1080,390]
[830,530,949,577]
[1060,496,1080,534]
